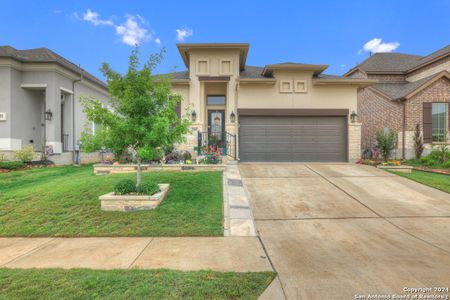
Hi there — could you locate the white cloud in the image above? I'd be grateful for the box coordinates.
[115,15,151,46]
[176,27,193,42]
[78,9,160,46]
[83,9,113,26]
[359,38,399,54]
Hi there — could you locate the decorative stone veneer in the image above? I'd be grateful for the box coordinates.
[94,163,226,175]
[175,125,201,158]
[100,184,170,212]
[348,122,362,162]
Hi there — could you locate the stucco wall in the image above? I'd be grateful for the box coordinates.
[238,70,358,112]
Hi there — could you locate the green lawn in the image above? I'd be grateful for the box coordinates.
[0,165,223,236]
[391,170,450,193]
[0,268,275,300]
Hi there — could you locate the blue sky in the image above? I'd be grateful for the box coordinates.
[1,0,449,80]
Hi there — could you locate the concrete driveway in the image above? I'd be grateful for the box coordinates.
[240,163,450,299]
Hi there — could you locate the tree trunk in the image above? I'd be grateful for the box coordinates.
[136,155,142,191]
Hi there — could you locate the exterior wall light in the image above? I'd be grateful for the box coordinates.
[230,111,236,123]
[191,110,197,122]
[350,111,357,123]
[45,109,53,121]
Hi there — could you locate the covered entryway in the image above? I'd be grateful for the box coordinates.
[238,110,348,162]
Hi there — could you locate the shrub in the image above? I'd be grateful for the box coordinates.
[376,129,397,162]
[413,124,424,159]
[182,151,192,161]
[14,145,35,162]
[420,156,429,164]
[426,159,438,167]
[442,161,450,169]
[0,161,25,170]
[432,144,449,163]
[200,145,222,164]
[137,182,160,195]
[114,179,136,195]
[165,151,181,164]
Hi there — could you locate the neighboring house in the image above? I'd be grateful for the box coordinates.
[0,46,110,163]
[344,45,450,159]
[167,43,374,162]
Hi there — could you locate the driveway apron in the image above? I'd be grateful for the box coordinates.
[240,163,450,299]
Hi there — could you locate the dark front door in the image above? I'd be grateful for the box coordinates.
[207,110,226,152]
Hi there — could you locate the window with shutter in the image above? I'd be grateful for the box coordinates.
[423,103,432,143]
[431,103,448,142]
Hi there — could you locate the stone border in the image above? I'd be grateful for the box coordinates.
[99,184,169,212]
[223,162,256,237]
[94,163,226,175]
[377,165,413,173]
[413,166,450,176]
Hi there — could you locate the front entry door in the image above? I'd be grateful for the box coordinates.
[207,110,226,154]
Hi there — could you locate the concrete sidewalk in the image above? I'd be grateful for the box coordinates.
[0,237,273,272]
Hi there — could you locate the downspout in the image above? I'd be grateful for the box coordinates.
[72,67,83,163]
[401,99,406,160]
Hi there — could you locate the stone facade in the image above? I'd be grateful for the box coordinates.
[348,122,362,162]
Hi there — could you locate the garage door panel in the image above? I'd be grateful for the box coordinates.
[239,116,347,162]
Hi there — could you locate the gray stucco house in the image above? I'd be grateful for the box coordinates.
[0,46,109,163]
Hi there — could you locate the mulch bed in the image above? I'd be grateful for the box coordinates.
[413,166,450,176]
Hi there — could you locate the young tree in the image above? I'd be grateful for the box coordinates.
[413,123,424,159]
[81,47,190,189]
[376,129,397,162]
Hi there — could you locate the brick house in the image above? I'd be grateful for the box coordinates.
[344,45,450,159]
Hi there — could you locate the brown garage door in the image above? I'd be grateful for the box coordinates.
[238,116,347,162]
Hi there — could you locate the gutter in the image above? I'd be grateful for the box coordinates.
[72,69,83,163]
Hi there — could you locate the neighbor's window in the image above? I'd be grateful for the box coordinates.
[207,95,225,105]
[432,103,448,142]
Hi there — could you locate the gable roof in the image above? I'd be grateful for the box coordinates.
[344,45,450,76]
[371,71,450,100]
[0,45,107,90]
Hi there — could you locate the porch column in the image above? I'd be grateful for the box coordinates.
[45,86,62,154]
[348,122,362,162]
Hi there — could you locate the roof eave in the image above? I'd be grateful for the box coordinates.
[313,78,377,88]
[176,43,250,71]
[262,64,329,76]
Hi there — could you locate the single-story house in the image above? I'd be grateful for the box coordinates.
[168,43,374,162]
[344,45,450,159]
[0,46,110,164]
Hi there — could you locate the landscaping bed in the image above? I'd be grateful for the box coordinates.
[94,163,226,175]
[0,268,275,300]
[0,165,223,236]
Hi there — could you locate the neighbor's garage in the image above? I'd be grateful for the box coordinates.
[238,110,348,162]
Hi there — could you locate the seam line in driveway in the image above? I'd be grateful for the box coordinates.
[255,217,381,221]
[305,164,450,256]
[257,235,288,300]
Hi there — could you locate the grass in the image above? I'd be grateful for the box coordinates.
[0,165,223,236]
[0,268,276,300]
[391,170,450,193]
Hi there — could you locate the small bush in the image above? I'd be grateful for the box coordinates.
[114,179,136,195]
[375,129,396,162]
[442,161,450,169]
[14,145,35,162]
[164,151,180,164]
[0,161,25,170]
[420,156,429,164]
[137,182,160,195]
[413,123,424,159]
[426,159,438,167]
[182,151,192,161]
